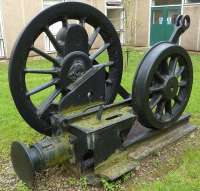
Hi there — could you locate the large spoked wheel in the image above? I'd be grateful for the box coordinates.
[133,42,193,129]
[9,2,123,136]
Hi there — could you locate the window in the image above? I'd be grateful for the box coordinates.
[185,0,200,3]
[107,0,122,6]
[106,0,125,45]
[107,8,125,44]
[43,0,63,8]
[152,10,163,24]
[167,10,179,24]
[152,0,182,6]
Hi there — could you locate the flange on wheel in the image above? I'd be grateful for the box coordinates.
[133,42,193,129]
[9,2,123,136]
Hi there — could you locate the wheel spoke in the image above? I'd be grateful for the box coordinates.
[174,95,183,104]
[24,68,59,75]
[179,80,187,87]
[37,89,61,117]
[44,26,63,54]
[98,61,114,68]
[165,100,172,114]
[26,79,59,97]
[175,66,185,77]
[155,71,166,82]
[88,27,101,49]
[61,16,68,27]
[31,46,60,66]
[169,57,178,75]
[150,95,162,109]
[160,59,169,75]
[156,101,165,119]
[89,43,110,61]
[149,84,165,94]
[79,17,86,27]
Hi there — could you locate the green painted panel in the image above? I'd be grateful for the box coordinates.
[150,6,181,46]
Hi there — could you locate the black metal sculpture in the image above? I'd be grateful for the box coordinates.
[8,2,193,186]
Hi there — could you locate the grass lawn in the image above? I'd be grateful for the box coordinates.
[0,50,200,190]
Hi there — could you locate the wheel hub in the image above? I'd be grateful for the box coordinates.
[60,51,92,89]
[163,76,178,100]
[68,59,87,81]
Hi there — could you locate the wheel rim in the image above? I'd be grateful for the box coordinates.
[148,53,190,122]
[133,43,193,129]
[9,2,123,135]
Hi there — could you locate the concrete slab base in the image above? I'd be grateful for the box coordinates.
[94,114,197,182]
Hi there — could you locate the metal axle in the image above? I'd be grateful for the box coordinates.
[11,135,71,186]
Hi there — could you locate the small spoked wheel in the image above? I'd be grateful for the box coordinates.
[9,2,123,135]
[133,42,193,129]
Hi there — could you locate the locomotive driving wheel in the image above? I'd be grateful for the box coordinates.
[133,42,193,129]
[9,2,123,136]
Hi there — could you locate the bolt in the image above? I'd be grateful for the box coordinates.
[88,91,93,100]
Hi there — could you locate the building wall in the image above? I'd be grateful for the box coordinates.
[124,0,149,47]
[123,0,136,45]
[90,0,106,14]
[134,0,150,46]
[124,0,200,51]
[181,4,200,51]
[1,0,44,58]
[1,0,200,57]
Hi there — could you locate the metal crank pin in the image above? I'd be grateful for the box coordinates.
[169,15,190,44]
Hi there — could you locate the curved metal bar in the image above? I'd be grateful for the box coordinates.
[169,15,191,44]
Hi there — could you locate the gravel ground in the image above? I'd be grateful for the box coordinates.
[0,160,18,191]
[0,129,199,191]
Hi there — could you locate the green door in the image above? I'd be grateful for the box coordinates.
[150,6,181,46]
